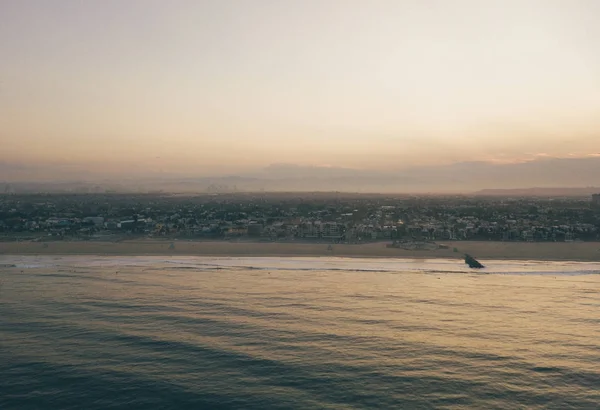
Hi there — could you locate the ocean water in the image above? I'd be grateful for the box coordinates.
[1,256,599,409]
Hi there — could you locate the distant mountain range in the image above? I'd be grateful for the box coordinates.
[2,156,600,194]
[472,187,600,197]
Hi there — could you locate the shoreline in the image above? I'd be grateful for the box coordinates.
[2,240,600,262]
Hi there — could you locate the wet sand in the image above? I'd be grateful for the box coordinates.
[1,240,600,261]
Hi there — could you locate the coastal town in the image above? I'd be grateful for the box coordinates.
[1,192,600,243]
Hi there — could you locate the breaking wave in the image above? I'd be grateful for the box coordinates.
[4,255,600,276]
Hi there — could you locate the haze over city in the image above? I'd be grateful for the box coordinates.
[2,0,600,189]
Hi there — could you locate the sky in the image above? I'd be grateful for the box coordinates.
[1,0,600,178]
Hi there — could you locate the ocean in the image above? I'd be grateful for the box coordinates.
[1,256,599,409]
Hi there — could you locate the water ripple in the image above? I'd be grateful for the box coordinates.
[1,256,599,409]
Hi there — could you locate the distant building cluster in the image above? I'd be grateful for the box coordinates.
[1,193,600,243]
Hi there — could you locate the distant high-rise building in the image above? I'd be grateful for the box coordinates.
[592,194,600,206]
[4,183,15,194]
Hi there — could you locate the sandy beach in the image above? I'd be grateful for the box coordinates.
[1,240,600,262]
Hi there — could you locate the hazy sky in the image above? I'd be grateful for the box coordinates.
[1,0,600,177]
